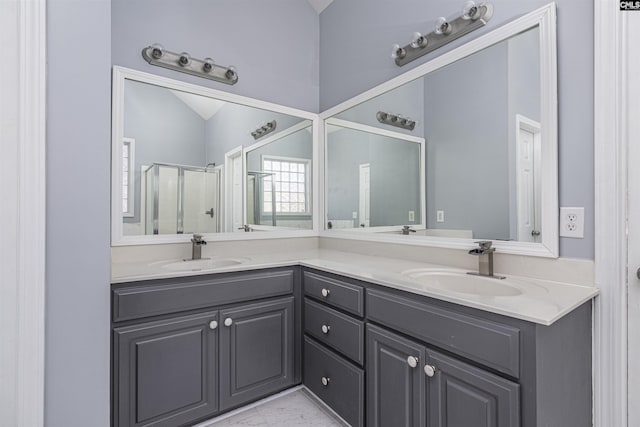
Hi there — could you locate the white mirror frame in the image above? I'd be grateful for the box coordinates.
[319,3,558,258]
[111,66,320,246]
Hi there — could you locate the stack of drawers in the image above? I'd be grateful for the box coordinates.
[302,270,365,427]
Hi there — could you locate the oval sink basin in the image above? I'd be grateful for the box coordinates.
[161,257,248,272]
[401,269,522,297]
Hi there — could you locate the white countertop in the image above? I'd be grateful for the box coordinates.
[111,248,599,326]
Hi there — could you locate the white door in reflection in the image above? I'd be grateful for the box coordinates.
[359,163,370,228]
[516,115,541,243]
[183,168,220,234]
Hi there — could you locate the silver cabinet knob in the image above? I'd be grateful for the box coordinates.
[637,267,640,280]
[424,364,436,377]
[208,320,218,330]
[321,324,331,334]
[321,288,331,297]
[321,376,330,387]
[407,355,419,368]
[224,318,233,327]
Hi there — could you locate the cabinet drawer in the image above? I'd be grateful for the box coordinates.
[303,270,364,317]
[113,269,294,322]
[304,298,364,365]
[304,337,364,427]
[367,289,520,378]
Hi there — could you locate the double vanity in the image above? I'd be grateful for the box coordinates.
[111,244,597,427]
[109,3,598,426]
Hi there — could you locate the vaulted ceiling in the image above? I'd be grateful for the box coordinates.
[307,0,333,14]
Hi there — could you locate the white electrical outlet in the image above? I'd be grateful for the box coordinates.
[408,210,415,221]
[560,207,584,238]
[352,211,357,219]
[436,210,445,223]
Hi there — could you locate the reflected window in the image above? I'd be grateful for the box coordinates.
[262,156,310,214]
[122,137,135,217]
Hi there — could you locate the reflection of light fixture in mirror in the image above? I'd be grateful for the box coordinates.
[376,111,416,131]
[251,120,277,140]
[142,44,239,85]
[391,1,493,67]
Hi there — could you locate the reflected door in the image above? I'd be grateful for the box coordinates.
[183,169,219,234]
[359,163,370,228]
[516,116,541,243]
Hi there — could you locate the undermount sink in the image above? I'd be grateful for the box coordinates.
[400,269,523,297]
[160,257,249,272]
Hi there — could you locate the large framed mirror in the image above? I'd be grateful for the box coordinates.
[111,67,318,245]
[321,4,558,257]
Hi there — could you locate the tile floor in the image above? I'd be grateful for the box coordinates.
[204,388,346,426]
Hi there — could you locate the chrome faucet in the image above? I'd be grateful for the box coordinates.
[190,234,207,260]
[401,225,416,235]
[467,241,505,279]
[238,225,253,232]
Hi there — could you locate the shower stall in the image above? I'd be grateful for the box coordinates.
[143,163,221,235]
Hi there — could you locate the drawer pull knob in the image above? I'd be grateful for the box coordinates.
[208,320,218,330]
[321,288,331,297]
[321,376,330,387]
[424,364,436,377]
[407,356,419,368]
[321,324,331,334]
[224,318,233,327]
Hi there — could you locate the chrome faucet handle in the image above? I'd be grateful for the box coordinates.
[474,240,493,251]
[191,234,207,245]
[402,225,416,235]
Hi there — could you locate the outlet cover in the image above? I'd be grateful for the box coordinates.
[436,210,445,223]
[408,210,415,221]
[352,211,357,219]
[560,207,584,238]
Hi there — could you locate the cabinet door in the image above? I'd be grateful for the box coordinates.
[367,324,426,427]
[113,311,219,427]
[219,296,294,410]
[426,348,520,427]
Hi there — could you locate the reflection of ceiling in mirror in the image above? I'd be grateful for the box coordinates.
[307,0,333,14]
[169,90,226,120]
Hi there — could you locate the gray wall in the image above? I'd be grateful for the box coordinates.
[320,0,594,259]
[112,0,320,112]
[124,80,207,224]
[46,1,111,426]
[424,42,510,239]
[327,127,421,227]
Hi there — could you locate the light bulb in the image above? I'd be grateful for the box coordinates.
[203,57,215,73]
[391,44,406,60]
[178,52,191,67]
[225,66,238,81]
[434,17,452,35]
[410,32,427,49]
[150,43,164,59]
[461,1,480,20]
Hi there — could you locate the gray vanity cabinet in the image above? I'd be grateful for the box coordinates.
[302,267,592,427]
[112,267,300,427]
[366,324,426,427]
[113,311,219,427]
[426,348,519,427]
[219,297,294,411]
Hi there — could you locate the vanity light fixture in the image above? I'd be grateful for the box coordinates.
[251,120,277,140]
[142,43,238,85]
[376,111,416,131]
[391,1,493,67]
